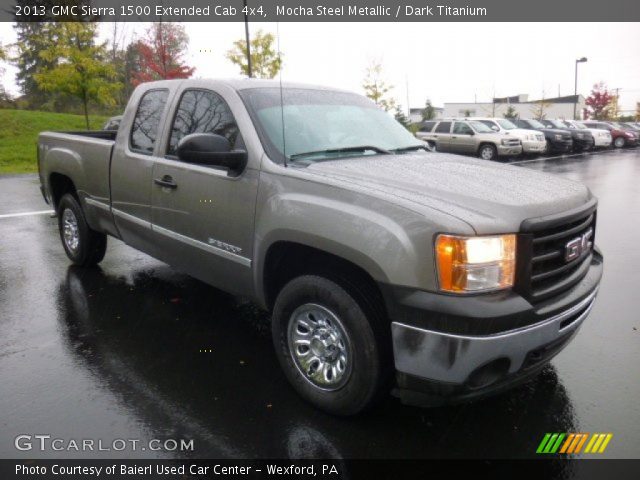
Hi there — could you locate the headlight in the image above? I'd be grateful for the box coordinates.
[625,131,635,138]
[435,234,516,293]
[554,134,563,140]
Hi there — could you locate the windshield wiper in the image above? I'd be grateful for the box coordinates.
[289,145,392,161]
[392,144,432,153]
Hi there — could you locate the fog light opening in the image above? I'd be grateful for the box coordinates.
[467,358,511,390]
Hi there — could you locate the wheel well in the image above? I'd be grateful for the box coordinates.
[49,173,76,211]
[478,142,496,152]
[263,241,387,316]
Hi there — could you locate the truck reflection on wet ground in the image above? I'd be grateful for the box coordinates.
[57,265,576,459]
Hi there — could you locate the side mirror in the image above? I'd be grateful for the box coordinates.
[176,133,247,175]
[491,125,499,131]
[468,130,475,135]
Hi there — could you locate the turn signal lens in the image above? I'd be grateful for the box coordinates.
[436,234,516,293]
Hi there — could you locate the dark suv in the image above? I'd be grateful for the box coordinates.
[513,119,573,154]
[540,119,594,152]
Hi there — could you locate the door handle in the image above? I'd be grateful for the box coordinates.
[154,175,177,189]
[452,136,458,139]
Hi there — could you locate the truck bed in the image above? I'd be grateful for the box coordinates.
[38,131,116,218]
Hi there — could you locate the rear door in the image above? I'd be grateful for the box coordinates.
[432,121,452,151]
[150,87,259,294]
[110,87,172,256]
[450,122,477,154]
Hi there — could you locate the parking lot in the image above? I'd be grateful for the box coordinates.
[1,148,639,460]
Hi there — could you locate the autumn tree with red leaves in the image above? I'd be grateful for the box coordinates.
[132,22,195,86]
[585,82,615,120]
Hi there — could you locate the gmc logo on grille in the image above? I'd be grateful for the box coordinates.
[565,228,593,262]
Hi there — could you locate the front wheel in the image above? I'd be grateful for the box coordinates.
[58,193,107,266]
[272,275,387,415]
[613,137,626,148]
[478,144,497,161]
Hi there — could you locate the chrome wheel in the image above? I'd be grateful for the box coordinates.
[614,137,625,148]
[287,303,352,391]
[480,146,495,160]
[62,208,80,253]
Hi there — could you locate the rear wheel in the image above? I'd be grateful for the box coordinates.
[58,193,107,266]
[613,136,626,148]
[478,144,497,161]
[272,275,388,415]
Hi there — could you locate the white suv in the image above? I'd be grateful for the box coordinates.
[471,117,546,154]
[563,120,612,148]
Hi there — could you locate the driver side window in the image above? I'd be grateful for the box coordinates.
[167,89,240,157]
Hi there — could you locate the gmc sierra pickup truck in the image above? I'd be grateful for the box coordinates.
[39,79,603,415]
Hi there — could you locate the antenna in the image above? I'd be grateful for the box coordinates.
[277,22,287,167]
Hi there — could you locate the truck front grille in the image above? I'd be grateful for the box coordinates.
[516,204,596,302]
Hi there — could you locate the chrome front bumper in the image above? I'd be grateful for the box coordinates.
[391,289,598,385]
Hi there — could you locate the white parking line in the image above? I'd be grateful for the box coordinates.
[0,210,54,219]
[510,148,622,165]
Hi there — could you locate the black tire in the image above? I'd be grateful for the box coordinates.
[613,136,626,148]
[428,141,437,151]
[57,193,107,266]
[272,275,389,416]
[478,143,497,161]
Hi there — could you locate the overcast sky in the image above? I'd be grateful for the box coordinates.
[1,22,639,112]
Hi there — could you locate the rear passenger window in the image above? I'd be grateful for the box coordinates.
[167,89,240,156]
[434,121,451,133]
[130,89,169,154]
[453,122,474,134]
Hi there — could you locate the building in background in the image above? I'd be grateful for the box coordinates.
[408,106,444,124]
[442,94,586,119]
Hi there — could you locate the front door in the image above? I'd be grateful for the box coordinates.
[150,88,259,294]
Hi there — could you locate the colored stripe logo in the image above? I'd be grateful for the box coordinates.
[536,433,612,454]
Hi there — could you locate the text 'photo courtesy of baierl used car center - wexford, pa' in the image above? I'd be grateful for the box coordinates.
[0,1,639,479]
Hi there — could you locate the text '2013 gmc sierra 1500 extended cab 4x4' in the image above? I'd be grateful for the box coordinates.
[39,79,603,415]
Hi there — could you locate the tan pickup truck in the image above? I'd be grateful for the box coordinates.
[38,79,602,415]
[417,118,522,160]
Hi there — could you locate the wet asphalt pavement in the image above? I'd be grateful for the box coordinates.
[1,149,639,460]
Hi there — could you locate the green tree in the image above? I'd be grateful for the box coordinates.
[503,105,518,119]
[34,23,121,129]
[13,20,61,109]
[226,29,282,79]
[394,105,411,130]
[363,61,396,112]
[421,99,436,121]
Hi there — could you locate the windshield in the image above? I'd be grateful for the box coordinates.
[496,119,517,130]
[527,119,546,129]
[468,120,494,133]
[547,120,567,129]
[239,88,423,163]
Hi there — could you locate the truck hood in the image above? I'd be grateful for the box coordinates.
[304,153,591,234]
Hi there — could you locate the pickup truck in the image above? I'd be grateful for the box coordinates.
[38,79,603,415]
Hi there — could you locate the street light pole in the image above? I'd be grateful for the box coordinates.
[243,0,252,78]
[574,57,587,119]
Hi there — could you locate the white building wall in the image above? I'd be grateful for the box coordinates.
[443,102,586,120]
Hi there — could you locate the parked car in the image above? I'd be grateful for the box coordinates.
[512,119,573,154]
[38,79,602,415]
[539,119,594,152]
[582,121,639,148]
[417,119,522,160]
[560,120,612,149]
[470,117,546,155]
[619,122,640,135]
[102,115,122,131]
